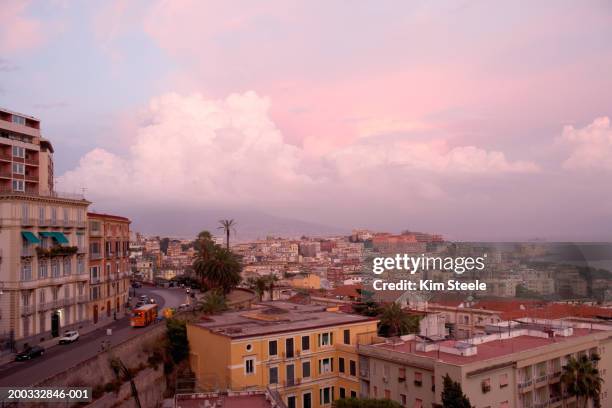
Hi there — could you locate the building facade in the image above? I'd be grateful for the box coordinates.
[87,213,131,324]
[358,319,612,408]
[0,108,90,346]
[187,302,379,408]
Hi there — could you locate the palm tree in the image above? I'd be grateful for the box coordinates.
[246,277,268,301]
[196,247,242,294]
[218,219,236,249]
[378,303,419,337]
[265,274,279,301]
[561,354,603,408]
[193,230,222,290]
[197,290,227,315]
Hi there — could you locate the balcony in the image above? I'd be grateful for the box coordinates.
[24,173,38,182]
[0,169,11,178]
[38,218,50,227]
[518,379,533,392]
[548,371,561,383]
[535,375,548,386]
[21,217,35,227]
[534,402,548,408]
[90,229,102,237]
[62,219,75,228]
[50,219,61,227]
[90,252,102,260]
[75,220,87,229]
[0,152,11,161]
[24,157,38,166]
[21,247,35,257]
[77,246,87,254]
[21,304,34,316]
[77,295,89,303]
[91,276,100,284]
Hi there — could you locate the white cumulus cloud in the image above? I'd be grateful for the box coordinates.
[560,116,612,171]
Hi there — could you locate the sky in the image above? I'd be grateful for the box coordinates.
[1,0,612,240]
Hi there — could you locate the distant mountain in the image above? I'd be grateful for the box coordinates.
[125,207,347,240]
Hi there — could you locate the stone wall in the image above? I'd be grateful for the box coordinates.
[86,366,166,408]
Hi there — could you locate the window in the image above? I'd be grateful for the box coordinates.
[246,343,253,352]
[12,115,26,125]
[343,329,350,344]
[51,261,59,278]
[482,378,491,393]
[414,399,423,408]
[39,289,45,304]
[245,358,255,374]
[302,335,310,351]
[51,207,57,223]
[350,391,357,398]
[319,332,333,347]
[38,261,48,279]
[269,367,278,384]
[384,390,390,399]
[499,373,508,388]
[38,206,45,222]
[302,361,311,378]
[286,338,294,358]
[63,208,69,222]
[339,388,346,399]
[349,360,356,376]
[12,162,24,174]
[12,179,24,192]
[319,387,332,405]
[12,145,25,157]
[269,340,278,356]
[287,396,296,408]
[303,392,312,408]
[21,262,32,281]
[414,372,423,386]
[63,258,72,276]
[339,357,345,373]
[400,394,407,406]
[319,357,333,374]
[398,367,406,382]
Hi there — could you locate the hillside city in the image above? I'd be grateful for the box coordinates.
[0,107,611,407]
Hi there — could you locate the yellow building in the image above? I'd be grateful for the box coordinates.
[290,273,322,290]
[187,302,379,408]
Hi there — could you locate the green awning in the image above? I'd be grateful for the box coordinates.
[22,231,41,244]
[51,232,69,244]
[39,232,54,238]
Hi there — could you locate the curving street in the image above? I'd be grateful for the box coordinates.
[0,286,189,387]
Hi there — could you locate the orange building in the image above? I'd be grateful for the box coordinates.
[87,212,131,324]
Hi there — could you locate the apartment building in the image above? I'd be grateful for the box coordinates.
[0,108,54,195]
[358,318,612,408]
[187,302,379,408]
[0,108,91,345]
[87,212,130,324]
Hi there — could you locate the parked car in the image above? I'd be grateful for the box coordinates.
[15,346,45,361]
[136,301,144,307]
[58,330,80,344]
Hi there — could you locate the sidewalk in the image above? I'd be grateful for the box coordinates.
[0,314,126,366]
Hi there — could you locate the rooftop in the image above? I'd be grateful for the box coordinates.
[368,326,607,366]
[176,392,275,408]
[191,301,376,339]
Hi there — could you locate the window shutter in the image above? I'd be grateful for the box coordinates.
[330,332,333,345]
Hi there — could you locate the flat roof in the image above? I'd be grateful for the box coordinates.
[0,107,40,121]
[370,328,603,366]
[191,301,377,339]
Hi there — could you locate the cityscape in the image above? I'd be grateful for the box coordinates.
[1,2,612,408]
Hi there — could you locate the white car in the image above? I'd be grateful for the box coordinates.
[58,330,80,344]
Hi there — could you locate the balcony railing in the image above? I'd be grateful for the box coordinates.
[75,220,87,228]
[535,375,547,385]
[90,229,102,237]
[21,305,34,315]
[21,217,35,226]
[0,169,11,178]
[21,247,35,257]
[77,246,87,254]
[38,218,50,227]
[24,157,39,166]
[90,252,102,260]
[77,295,89,303]
[24,174,38,182]
[0,187,85,201]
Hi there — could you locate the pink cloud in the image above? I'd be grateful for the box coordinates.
[560,117,612,171]
[0,0,45,53]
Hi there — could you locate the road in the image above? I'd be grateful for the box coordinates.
[0,287,190,387]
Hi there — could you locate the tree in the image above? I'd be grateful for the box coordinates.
[561,354,603,408]
[441,374,472,408]
[246,276,269,301]
[197,290,228,315]
[166,319,189,363]
[193,230,242,293]
[218,219,237,250]
[378,303,419,337]
[333,398,402,408]
[265,274,279,301]
[160,237,170,255]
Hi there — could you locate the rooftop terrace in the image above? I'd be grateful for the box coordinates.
[192,301,376,339]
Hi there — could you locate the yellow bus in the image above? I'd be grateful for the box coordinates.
[130,304,158,327]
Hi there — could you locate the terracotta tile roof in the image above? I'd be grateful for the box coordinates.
[474,300,612,320]
[331,284,363,298]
